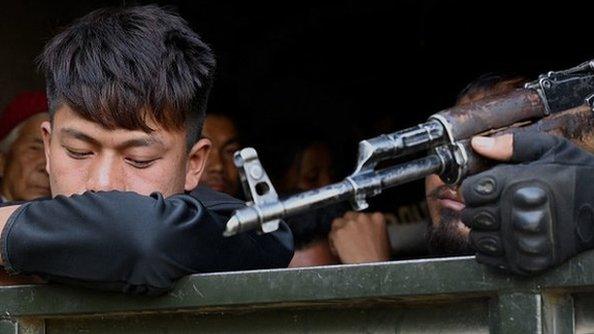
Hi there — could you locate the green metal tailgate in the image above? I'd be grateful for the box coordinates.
[3,251,594,333]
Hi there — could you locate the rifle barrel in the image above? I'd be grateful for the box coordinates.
[224,153,443,236]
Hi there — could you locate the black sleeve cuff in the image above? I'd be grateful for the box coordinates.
[1,203,30,275]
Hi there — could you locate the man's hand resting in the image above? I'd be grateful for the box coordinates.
[329,211,391,264]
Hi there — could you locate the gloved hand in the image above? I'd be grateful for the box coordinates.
[460,132,594,275]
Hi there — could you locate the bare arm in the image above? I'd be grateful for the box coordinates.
[0,205,20,265]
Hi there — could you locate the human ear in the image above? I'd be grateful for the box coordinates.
[41,121,52,174]
[184,138,212,192]
[0,152,5,177]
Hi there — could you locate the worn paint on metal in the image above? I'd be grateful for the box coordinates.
[436,88,545,140]
[2,252,594,332]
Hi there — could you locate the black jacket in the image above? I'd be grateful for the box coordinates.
[0,187,293,294]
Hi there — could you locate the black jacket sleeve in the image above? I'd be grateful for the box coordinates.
[1,189,293,295]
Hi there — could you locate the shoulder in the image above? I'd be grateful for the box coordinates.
[188,186,245,216]
[0,198,40,208]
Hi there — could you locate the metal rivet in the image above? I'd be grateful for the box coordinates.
[250,165,263,180]
[542,79,552,89]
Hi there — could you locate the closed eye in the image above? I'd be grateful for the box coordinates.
[64,147,92,159]
[125,157,160,169]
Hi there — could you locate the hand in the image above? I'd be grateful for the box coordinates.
[328,211,391,264]
[461,132,594,274]
[470,134,514,161]
[0,269,44,285]
[0,205,19,266]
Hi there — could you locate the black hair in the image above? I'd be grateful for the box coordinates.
[204,108,242,144]
[38,5,216,148]
[456,73,527,104]
[260,123,339,188]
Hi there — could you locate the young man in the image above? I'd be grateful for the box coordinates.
[0,5,293,294]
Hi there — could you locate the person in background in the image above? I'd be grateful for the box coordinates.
[277,137,340,267]
[0,91,49,285]
[0,91,50,204]
[276,139,334,193]
[199,113,242,197]
[426,73,527,255]
[287,203,342,267]
[278,135,390,266]
[455,73,527,106]
[320,73,528,265]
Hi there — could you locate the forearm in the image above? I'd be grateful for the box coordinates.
[0,192,204,293]
[0,191,292,294]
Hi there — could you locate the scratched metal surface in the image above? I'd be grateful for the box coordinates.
[1,252,594,333]
[41,302,489,334]
[572,294,594,334]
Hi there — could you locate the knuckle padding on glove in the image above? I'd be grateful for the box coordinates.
[461,206,499,230]
[510,186,550,235]
[573,168,594,247]
[501,180,557,273]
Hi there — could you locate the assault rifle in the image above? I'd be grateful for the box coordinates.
[224,60,594,236]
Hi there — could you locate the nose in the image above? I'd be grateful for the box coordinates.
[86,154,125,192]
[34,152,48,177]
[37,163,49,178]
[206,149,224,173]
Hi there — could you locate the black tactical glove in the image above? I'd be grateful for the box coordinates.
[460,132,594,275]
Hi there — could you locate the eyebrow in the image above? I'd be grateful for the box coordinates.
[119,137,164,149]
[60,128,164,149]
[61,128,100,146]
[222,137,240,148]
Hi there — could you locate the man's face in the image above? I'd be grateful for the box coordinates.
[425,79,527,254]
[0,114,51,201]
[284,143,334,192]
[425,174,472,255]
[41,105,210,197]
[200,115,240,196]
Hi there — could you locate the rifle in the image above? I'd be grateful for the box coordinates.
[224,60,594,237]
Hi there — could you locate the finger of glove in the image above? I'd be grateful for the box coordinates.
[512,250,554,274]
[470,230,504,256]
[461,205,499,230]
[475,253,513,273]
[461,167,508,206]
[511,132,562,163]
[476,252,543,276]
